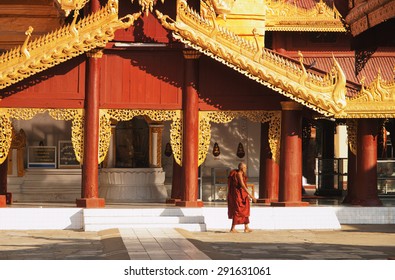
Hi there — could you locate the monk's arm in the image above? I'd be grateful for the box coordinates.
[237,172,256,202]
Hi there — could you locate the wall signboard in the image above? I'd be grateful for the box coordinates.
[58,140,80,168]
[28,146,57,168]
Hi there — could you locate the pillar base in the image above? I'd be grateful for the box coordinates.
[6,193,12,204]
[0,195,6,207]
[166,198,181,204]
[175,200,204,207]
[271,201,309,207]
[346,198,383,206]
[76,198,105,208]
[256,198,275,205]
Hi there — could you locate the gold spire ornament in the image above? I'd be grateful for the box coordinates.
[132,0,165,16]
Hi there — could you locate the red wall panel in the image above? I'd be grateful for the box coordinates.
[0,56,85,108]
[100,51,183,109]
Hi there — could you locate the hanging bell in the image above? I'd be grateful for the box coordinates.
[164,142,172,157]
[212,142,221,157]
[236,142,245,158]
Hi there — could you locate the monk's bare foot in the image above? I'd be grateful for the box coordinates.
[230,229,238,233]
[244,229,253,233]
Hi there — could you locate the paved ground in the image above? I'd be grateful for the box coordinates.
[0,225,394,260]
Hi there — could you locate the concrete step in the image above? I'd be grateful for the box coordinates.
[83,208,206,232]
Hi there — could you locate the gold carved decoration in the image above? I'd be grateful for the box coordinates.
[346,119,357,155]
[265,0,347,32]
[0,108,84,164]
[55,0,90,17]
[199,111,281,165]
[157,0,347,117]
[0,0,141,90]
[337,69,395,118]
[132,0,165,16]
[0,114,13,165]
[99,113,112,165]
[103,109,182,165]
[10,129,27,177]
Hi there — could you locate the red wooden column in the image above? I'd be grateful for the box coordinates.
[76,48,105,208]
[0,158,8,207]
[257,122,279,204]
[272,101,308,207]
[166,159,182,204]
[76,0,104,208]
[176,50,203,207]
[354,119,382,206]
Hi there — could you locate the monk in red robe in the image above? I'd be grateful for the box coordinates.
[227,162,256,233]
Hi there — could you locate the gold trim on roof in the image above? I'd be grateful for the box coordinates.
[0,0,140,91]
[265,0,347,32]
[157,0,347,117]
[337,70,395,118]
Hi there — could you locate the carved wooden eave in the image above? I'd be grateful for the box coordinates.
[157,0,347,117]
[265,0,347,32]
[0,0,140,91]
[132,0,165,16]
[336,70,395,118]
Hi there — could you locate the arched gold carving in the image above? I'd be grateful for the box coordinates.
[199,111,281,165]
[0,108,84,164]
[346,119,357,155]
[0,114,13,165]
[0,0,140,90]
[99,113,112,165]
[103,109,182,165]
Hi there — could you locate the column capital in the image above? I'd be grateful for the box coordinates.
[183,50,201,60]
[280,101,303,111]
[87,49,103,58]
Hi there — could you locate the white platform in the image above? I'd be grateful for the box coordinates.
[2,206,394,231]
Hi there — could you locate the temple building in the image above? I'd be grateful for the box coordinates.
[0,0,394,208]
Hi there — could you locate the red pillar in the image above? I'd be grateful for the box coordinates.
[176,50,203,207]
[166,158,182,204]
[353,119,382,206]
[0,158,8,207]
[272,101,308,207]
[257,122,279,204]
[76,0,104,208]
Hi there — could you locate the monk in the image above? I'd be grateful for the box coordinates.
[227,162,256,233]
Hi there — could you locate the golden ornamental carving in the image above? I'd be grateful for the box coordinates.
[199,111,281,165]
[0,114,13,165]
[0,0,141,90]
[346,119,357,155]
[55,0,90,17]
[265,0,347,32]
[86,49,104,59]
[132,0,165,16]
[10,129,26,150]
[337,69,395,118]
[157,1,347,117]
[99,113,112,165]
[103,109,183,165]
[0,108,84,164]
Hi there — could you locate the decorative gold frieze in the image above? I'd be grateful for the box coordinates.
[0,114,13,165]
[346,119,357,155]
[199,111,281,165]
[104,109,182,165]
[0,108,84,164]
[0,0,141,90]
[265,0,347,32]
[132,0,165,16]
[157,0,347,117]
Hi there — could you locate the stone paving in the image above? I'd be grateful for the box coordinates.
[0,225,394,260]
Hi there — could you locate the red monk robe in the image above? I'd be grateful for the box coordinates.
[227,169,250,225]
